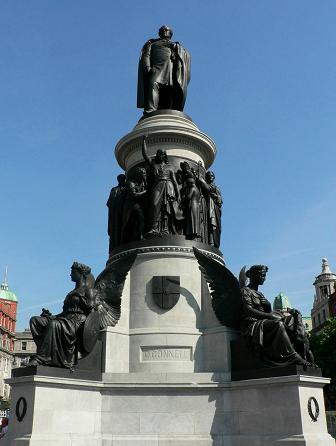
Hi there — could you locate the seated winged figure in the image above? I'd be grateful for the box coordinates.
[29,251,137,370]
[193,248,316,368]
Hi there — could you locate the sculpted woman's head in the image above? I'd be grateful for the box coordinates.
[246,265,268,285]
[71,262,92,284]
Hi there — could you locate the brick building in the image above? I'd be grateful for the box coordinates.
[0,280,18,405]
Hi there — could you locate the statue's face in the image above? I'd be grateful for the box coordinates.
[205,172,215,183]
[159,26,172,40]
[118,174,126,186]
[253,268,267,285]
[140,169,147,180]
[70,267,81,283]
[156,150,166,162]
[258,270,267,284]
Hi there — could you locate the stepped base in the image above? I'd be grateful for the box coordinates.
[4,372,334,446]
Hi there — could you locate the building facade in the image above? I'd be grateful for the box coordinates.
[329,289,336,318]
[273,291,312,331]
[273,291,292,312]
[0,281,18,406]
[13,329,36,368]
[311,258,336,332]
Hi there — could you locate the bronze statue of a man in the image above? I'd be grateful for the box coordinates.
[137,25,191,115]
[107,174,126,252]
[197,171,222,248]
[121,167,147,243]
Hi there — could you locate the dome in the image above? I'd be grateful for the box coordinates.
[0,282,18,302]
[273,291,291,311]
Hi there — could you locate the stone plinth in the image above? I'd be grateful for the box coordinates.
[102,244,236,376]
[4,372,334,445]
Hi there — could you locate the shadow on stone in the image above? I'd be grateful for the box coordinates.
[12,339,103,381]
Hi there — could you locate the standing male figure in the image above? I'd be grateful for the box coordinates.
[137,25,191,115]
[198,171,222,248]
[121,167,147,243]
[106,174,126,252]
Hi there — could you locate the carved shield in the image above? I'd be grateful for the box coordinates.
[82,310,100,353]
[152,276,180,310]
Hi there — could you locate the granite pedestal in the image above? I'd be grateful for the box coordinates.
[5,370,334,445]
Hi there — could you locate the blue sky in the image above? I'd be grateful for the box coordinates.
[1,1,335,329]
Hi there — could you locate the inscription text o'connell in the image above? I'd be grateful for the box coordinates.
[141,346,192,362]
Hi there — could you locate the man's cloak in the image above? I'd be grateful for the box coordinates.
[137,39,191,111]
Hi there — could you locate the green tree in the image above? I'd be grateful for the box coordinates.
[310,317,336,409]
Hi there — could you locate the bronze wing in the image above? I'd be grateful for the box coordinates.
[193,247,242,329]
[94,251,137,329]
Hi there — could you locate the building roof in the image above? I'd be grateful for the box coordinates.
[273,291,291,311]
[314,258,336,284]
[15,329,33,340]
[0,282,18,302]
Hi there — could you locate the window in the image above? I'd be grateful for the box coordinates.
[318,313,321,325]
[321,286,329,297]
[21,341,27,351]
[323,309,326,321]
[313,317,316,328]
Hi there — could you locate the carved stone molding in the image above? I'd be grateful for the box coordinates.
[115,114,217,170]
[107,245,224,266]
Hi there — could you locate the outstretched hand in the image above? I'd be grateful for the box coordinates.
[41,308,53,319]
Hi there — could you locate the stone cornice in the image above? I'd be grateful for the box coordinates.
[108,245,224,266]
[115,114,217,170]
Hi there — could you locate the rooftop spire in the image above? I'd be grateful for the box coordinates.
[1,266,9,291]
[321,258,331,275]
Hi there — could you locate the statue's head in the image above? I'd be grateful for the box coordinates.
[246,265,268,285]
[117,174,126,186]
[180,161,190,172]
[158,25,173,40]
[135,167,147,181]
[71,262,94,286]
[155,149,168,164]
[205,171,215,184]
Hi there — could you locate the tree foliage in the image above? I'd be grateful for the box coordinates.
[310,317,336,409]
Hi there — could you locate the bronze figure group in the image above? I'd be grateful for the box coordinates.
[107,136,222,251]
[26,26,319,376]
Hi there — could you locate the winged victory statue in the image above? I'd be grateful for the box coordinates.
[28,251,137,370]
[193,247,316,368]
